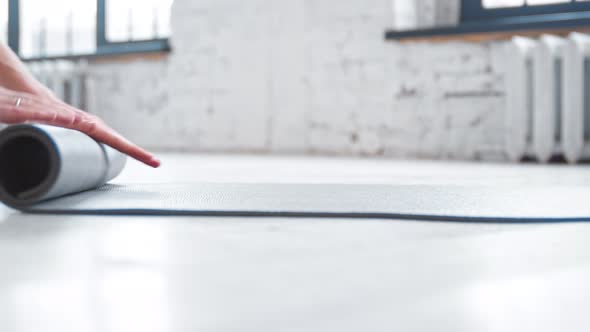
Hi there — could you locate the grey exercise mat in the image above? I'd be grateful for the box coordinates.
[1,125,590,221]
[0,124,126,208]
[12,183,590,222]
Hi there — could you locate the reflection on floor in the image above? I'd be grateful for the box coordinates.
[1,154,589,332]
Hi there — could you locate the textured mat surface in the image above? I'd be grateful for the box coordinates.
[16,183,590,222]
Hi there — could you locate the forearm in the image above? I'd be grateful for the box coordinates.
[0,43,54,99]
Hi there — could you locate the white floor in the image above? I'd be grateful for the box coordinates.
[1,154,590,332]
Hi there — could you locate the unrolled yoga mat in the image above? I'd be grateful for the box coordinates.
[1,125,590,222]
[13,183,590,222]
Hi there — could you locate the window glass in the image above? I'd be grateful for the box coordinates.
[483,0,525,8]
[0,0,7,43]
[484,0,572,8]
[526,0,570,5]
[19,0,96,58]
[106,0,173,42]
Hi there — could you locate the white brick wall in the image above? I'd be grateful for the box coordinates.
[89,0,509,160]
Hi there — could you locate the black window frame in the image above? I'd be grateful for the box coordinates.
[386,0,590,40]
[7,0,170,60]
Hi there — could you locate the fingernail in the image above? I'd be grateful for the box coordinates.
[150,157,161,167]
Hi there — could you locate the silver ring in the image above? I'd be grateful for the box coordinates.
[14,97,22,108]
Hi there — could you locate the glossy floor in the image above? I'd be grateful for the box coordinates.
[1,154,589,332]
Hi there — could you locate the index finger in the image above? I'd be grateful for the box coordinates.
[77,116,161,168]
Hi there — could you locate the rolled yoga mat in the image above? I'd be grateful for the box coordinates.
[0,124,126,209]
[1,125,590,222]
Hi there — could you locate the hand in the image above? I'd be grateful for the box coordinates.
[0,43,160,168]
[0,86,161,168]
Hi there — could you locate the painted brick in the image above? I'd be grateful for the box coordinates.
[87,0,510,160]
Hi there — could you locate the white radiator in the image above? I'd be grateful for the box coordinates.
[27,60,95,114]
[506,33,590,163]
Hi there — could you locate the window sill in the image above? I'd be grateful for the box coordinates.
[21,38,170,62]
[385,11,590,43]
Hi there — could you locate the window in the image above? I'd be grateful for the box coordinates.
[19,0,96,57]
[483,0,565,8]
[1,0,7,42]
[106,0,172,43]
[483,0,582,9]
[462,0,590,23]
[7,0,172,60]
[386,0,590,40]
